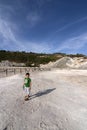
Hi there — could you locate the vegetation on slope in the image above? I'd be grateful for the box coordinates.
[0,50,86,67]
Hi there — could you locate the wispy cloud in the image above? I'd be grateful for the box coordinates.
[0,13,87,53]
[55,33,87,53]
[0,4,15,21]
[0,4,14,13]
[27,12,41,27]
[24,41,52,53]
[56,16,87,33]
[0,18,15,41]
[0,16,26,50]
[0,15,51,52]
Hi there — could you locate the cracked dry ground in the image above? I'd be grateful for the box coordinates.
[0,69,87,130]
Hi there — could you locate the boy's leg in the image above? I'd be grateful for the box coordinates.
[24,87,28,99]
[26,88,30,99]
[28,87,31,97]
[24,87,30,100]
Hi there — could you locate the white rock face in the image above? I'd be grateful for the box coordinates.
[0,60,25,67]
[40,57,87,69]
[53,57,74,68]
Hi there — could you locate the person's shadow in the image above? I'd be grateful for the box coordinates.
[30,88,56,100]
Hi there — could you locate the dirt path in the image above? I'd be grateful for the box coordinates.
[0,70,87,130]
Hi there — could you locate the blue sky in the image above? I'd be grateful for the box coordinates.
[0,0,87,54]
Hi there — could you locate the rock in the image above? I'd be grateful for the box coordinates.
[52,57,74,68]
[0,60,25,67]
[40,56,87,70]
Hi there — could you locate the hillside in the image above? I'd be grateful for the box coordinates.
[40,57,87,69]
[0,50,86,67]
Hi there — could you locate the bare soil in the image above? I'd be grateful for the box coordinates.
[0,69,87,130]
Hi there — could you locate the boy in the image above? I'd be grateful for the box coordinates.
[23,73,31,100]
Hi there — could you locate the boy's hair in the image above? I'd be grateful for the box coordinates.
[26,73,30,76]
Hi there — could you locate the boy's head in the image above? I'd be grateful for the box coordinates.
[26,73,30,78]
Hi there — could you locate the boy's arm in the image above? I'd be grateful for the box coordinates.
[23,79,25,87]
[23,82,25,90]
[30,81,31,89]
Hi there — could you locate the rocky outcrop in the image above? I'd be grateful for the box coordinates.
[53,57,73,68]
[40,56,87,69]
[0,60,25,67]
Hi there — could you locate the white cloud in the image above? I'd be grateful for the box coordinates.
[0,0,52,53]
[0,16,51,52]
[55,33,87,52]
[0,19,15,41]
[0,16,27,50]
[56,16,87,33]
[0,13,87,54]
[24,41,52,53]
